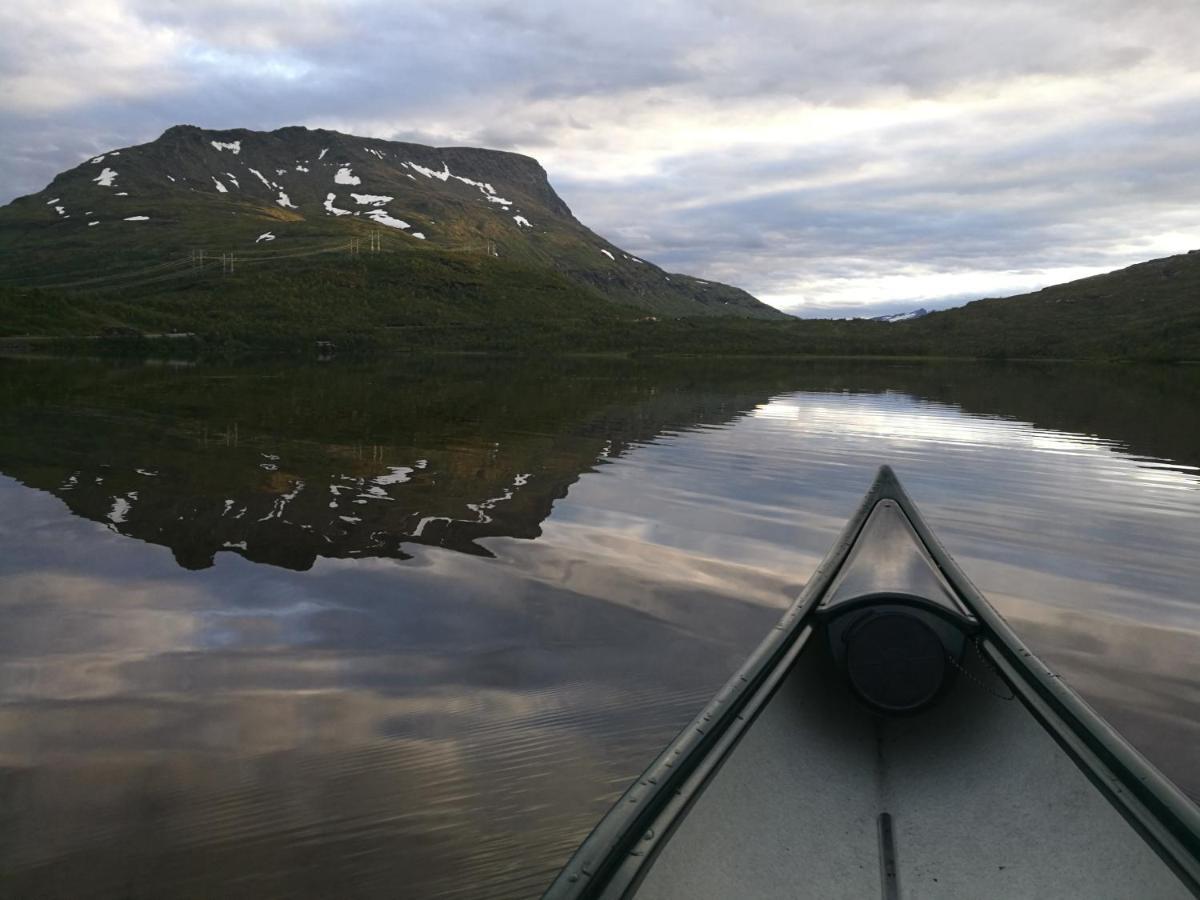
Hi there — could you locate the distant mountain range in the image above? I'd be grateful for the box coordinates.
[0,124,783,326]
[871,308,929,323]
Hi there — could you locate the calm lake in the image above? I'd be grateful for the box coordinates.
[0,355,1197,898]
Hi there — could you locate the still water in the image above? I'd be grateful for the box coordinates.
[0,356,1197,898]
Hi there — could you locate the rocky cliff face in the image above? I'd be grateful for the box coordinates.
[0,124,784,320]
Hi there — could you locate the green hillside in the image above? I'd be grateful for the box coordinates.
[893,251,1200,360]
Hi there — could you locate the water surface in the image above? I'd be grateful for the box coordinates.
[0,356,1197,898]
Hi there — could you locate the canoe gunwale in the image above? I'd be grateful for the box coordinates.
[542,465,1200,899]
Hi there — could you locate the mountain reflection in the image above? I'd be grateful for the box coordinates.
[0,357,794,570]
[0,357,1196,573]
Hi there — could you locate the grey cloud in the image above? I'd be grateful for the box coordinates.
[1,0,1199,313]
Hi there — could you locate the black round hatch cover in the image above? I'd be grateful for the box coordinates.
[845,611,947,713]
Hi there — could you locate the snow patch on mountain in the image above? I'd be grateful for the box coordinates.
[225,172,240,188]
[351,193,393,206]
[600,249,615,261]
[276,191,296,208]
[363,209,409,229]
[323,193,351,216]
[334,166,361,185]
[513,215,531,227]
[90,155,106,164]
[248,167,274,189]
[406,161,449,181]
[93,168,117,187]
[256,232,275,243]
[211,140,241,154]
[318,148,328,160]
[124,216,149,221]
[213,177,228,193]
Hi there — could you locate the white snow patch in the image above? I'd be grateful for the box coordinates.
[339,515,362,524]
[93,168,117,187]
[222,541,248,550]
[295,164,309,172]
[373,466,413,487]
[256,232,276,243]
[211,140,241,154]
[45,197,60,204]
[408,161,451,181]
[334,166,361,185]
[248,167,274,189]
[276,191,296,209]
[408,161,506,202]
[514,473,532,486]
[88,221,99,226]
[350,193,393,206]
[107,495,133,524]
[513,215,532,227]
[415,459,427,469]
[364,210,409,229]
[90,155,105,164]
[225,172,240,188]
[406,173,416,180]
[54,205,66,216]
[115,192,128,196]
[124,215,150,221]
[318,148,329,160]
[213,177,228,193]
[411,232,425,240]
[136,468,158,476]
[275,168,287,176]
[323,193,352,216]
[167,175,175,182]
[600,249,615,260]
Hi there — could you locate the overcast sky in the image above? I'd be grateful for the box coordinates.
[2,0,1199,316]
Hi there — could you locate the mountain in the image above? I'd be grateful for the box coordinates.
[0,124,784,341]
[871,307,929,323]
